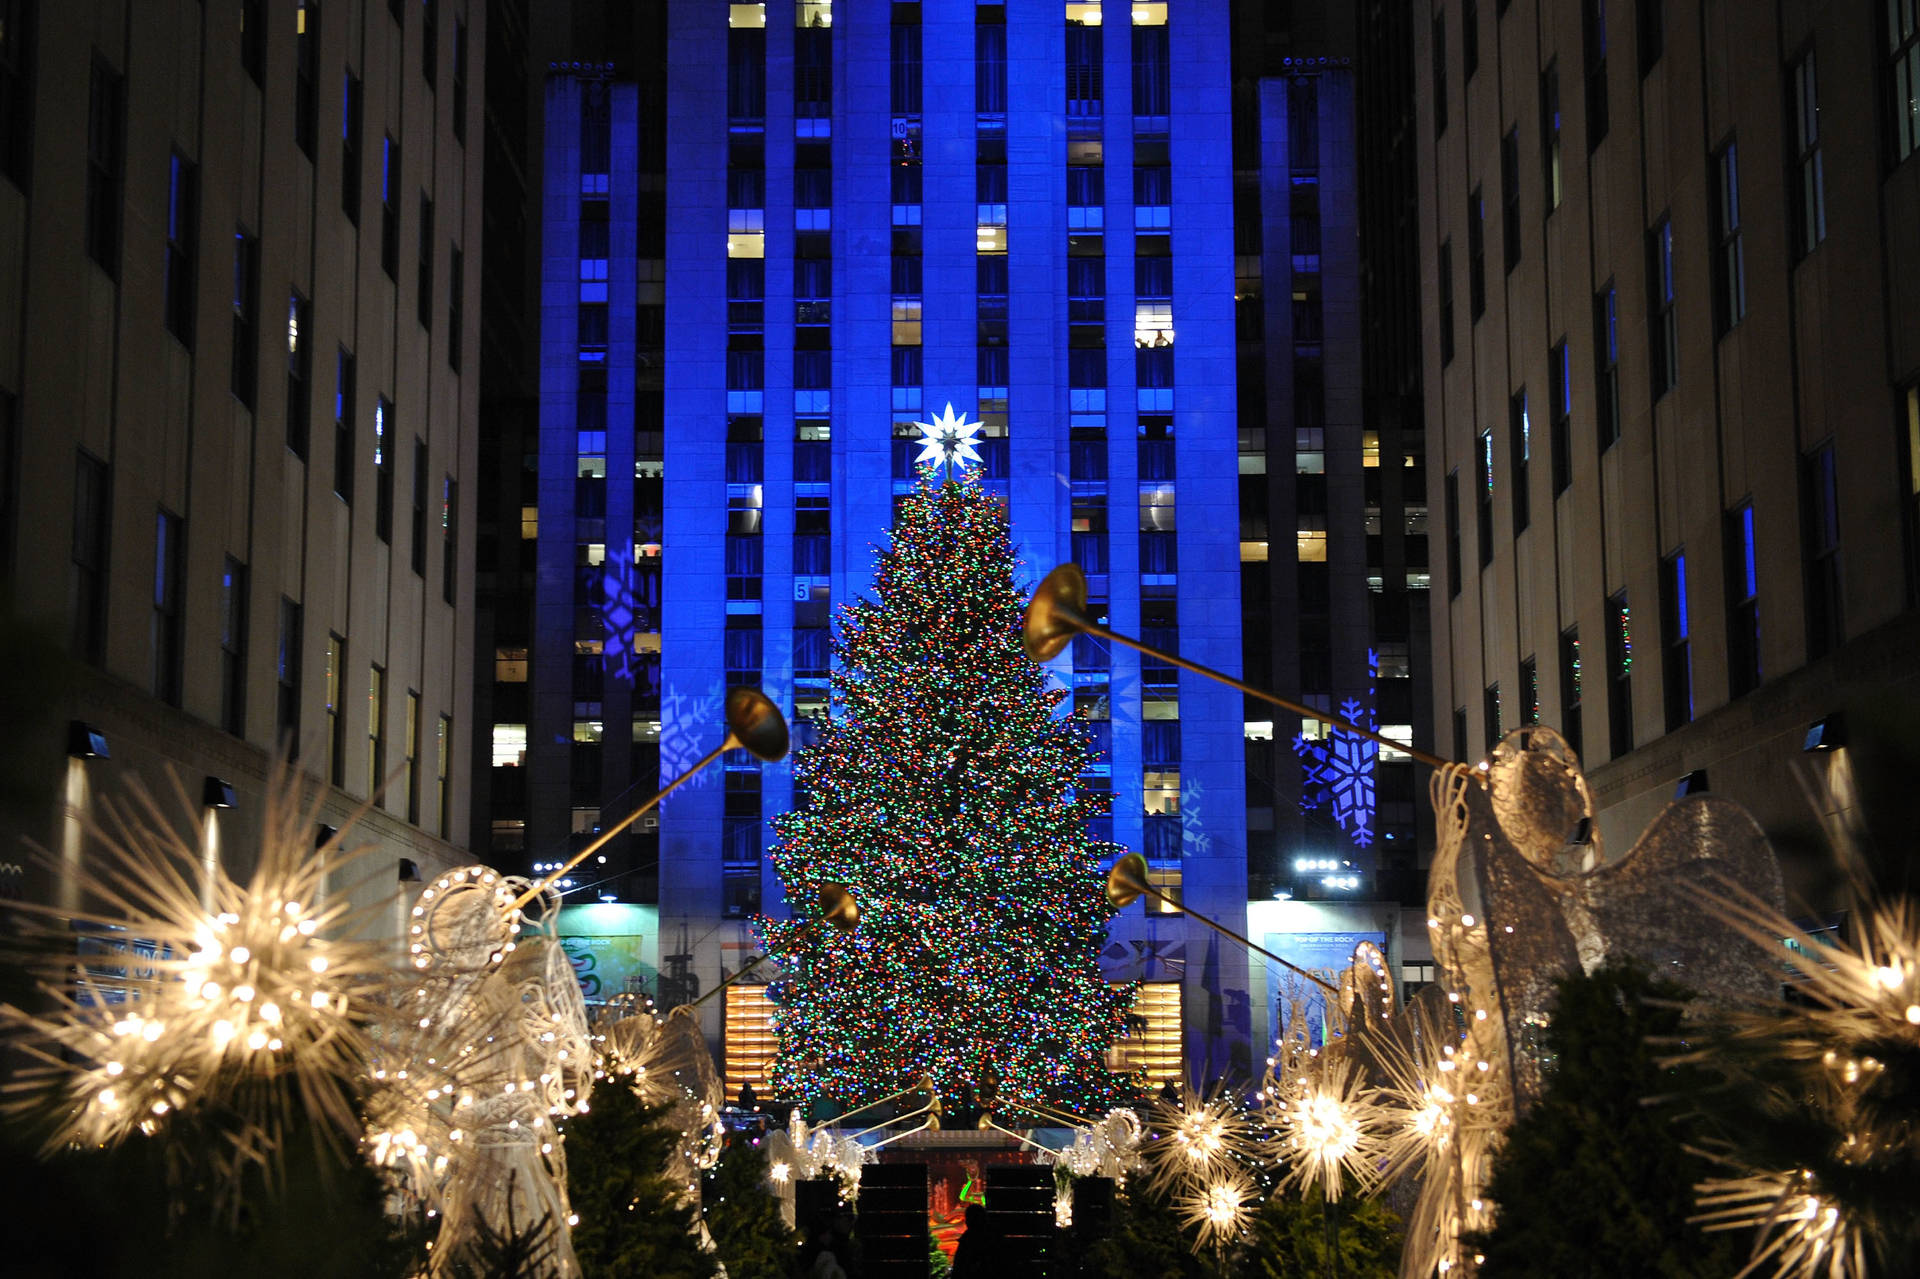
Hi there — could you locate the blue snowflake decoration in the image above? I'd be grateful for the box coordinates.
[601,543,640,684]
[1291,650,1379,848]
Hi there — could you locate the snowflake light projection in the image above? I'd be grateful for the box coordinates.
[1292,649,1380,848]
[600,541,642,684]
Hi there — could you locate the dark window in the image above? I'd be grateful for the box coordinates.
[1431,13,1448,138]
[1475,428,1494,566]
[1549,340,1572,494]
[436,715,451,835]
[729,26,766,121]
[582,81,611,173]
[1907,387,1920,602]
[448,244,462,370]
[381,136,400,279]
[296,3,318,157]
[1463,0,1479,79]
[1132,23,1169,118]
[1501,128,1521,272]
[334,348,354,501]
[410,437,428,575]
[421,0,437,88]
[1438,240,1455,365]
[1453,706,1468,763]
[891,19,922,116]
[287,292,311,458]
[1801,442,1843,658]
[153,509,184,705]
[417,195,433,329]
[1659,549,1691,730]
[1444,469,1462,596]
[1483,682,1501,754]
[1066,22,1101,117]
[325,633,344,784]
[241,0,264,85]
[220,556,248,736]
[1895,2,1920,163]
[165,151,198,346]
[1541,64,1562,210]
[1792,50,1827,254]
[367,663,386,801]
[1583,0,1609,150]
[1724,502,1761,696]
[0,0,36,188]
[374,397,393,542]
[1606,590,1632,758]
[1520,656,1540,724]
[277,597,301,756]
[1559,626,1583,759]
[1711,142,1746,334]
[441,475,456,605]
[1510,389,1530,535]
[0,388,13,576]
[976,20,1005,114]
[1467,189,1486,320]
[86,56,123,277]
[404,691,420,824]
[231,229,258,408]
[1636,0,1663,74]
[451,19,467,142]
[797,26,831,118]
[1647,217,1676,399]
[1594,284,1619,449]
[341,73,362,222]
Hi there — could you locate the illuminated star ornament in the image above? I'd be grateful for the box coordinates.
[912,402,985,472]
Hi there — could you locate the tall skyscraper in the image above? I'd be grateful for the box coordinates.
[1417,2,1920,876]
[0,2,484,924]
[516,0,1253,1082]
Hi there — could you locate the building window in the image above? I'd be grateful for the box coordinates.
[1895,1,1920,162]
[381,135,400,279]
[1467,190,1486,320]
[1647,217,1676,400]
[1483,682,1501,755]
[417,195,433,329]
[797,22,832,118]
[404,690,420,824]
[295,3,318,157]
[1801,442,1843,659]
[368,664,386,802]
[728,22,766,122]
[451,19,468,143]
[976,18,1005,114]
[334,349,354,501]
[1724,501,1761,696]
[1560,626,1583,760]
[0,387,13,576]
[1606,590,1632,758]
[1438,240,1455,365]
[1906,386,1920,601]
[1583,0,1609,150]
[421,0,437,87]
[341,73,362,223]
[1711,142,1746,334]
[1500,127,1521,272]
[1444,469,1462,597]
[1452,705,1468,763]
[1510,389,1530,535]
[221,557,248,736]
[0,0,35,189]
[410,437,428,575]
[241,0,264,85]
[442,476,457,605]
[1594,284,1619,449]
[1462,0,1479,80]
[374,397,393,542]
[1541,64,1562,211]
[1660,549,1691,730]
[1065,20,1100,119]
[1549,340,1572,494]
[152,509,184,705]
[165,151,198,347]
[1792,50,1827,254]
[436,714,452,836]
[448,244,463,370]
[1637,0,1664,74]
[287,292,311,458]
[71,453,110,664]
[277,597,301,756]
[325,633,345,786]
[891,15,922,116]
[1520,655,1540,724]
[87,55,123,277]
[1475,427,1494,567]
[1431,13,1447,138]
[1132,22,1170,120]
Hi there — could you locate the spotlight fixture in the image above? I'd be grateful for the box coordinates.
[397,857,421,883]
[316,823,338,849]
[1802,713,1846,753]
[201,776,238,810]
[66,720,110,759]
[1674,769,1710,797]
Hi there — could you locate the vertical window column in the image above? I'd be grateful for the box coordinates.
[288,292,311,457]
[277,598,302,755]
[1723,501,1761,696]
[165,151,198,346]
[1660,550,1691,729]
[1559,626,1583,760]
[1606,591,1632,758]
[1801,443,1843,659]
[221,557,249,736]
[153,509,184,705]
[368,663,386,801]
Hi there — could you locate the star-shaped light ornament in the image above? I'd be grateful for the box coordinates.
[913,402,986,473]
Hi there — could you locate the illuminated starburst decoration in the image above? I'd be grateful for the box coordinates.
[597,1005,725,1201]
[1139,1081,1262,1198]
[1271,1052,1389,1202]
[1694,1171,1865,1279]
[1173,1165,1257,1254]
[0,766,393,1216]
[912,402,986,472]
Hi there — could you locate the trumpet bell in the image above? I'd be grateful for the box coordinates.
[1023,564,1091,663]
[1105,852,1151,909]
[818,882,861,932]
[725,686,790,762]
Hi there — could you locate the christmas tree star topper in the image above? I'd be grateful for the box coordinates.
[912,402,985,472]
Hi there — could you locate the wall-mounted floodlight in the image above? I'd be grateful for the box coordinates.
[398,857,421,883]
[66,721,110,759]
[202,777,238,809]
[1674,769,1710,797]
[1803,714,1846,753]
[316,823,338,848]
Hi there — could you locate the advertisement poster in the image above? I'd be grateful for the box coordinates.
[556,904,658,1005]
[1261,930,1385,1049]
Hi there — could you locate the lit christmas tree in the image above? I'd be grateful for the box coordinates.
[762,443,1132,1113]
